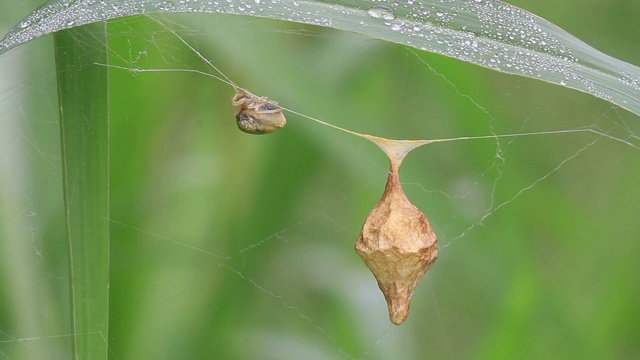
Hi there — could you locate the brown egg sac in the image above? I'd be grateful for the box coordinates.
[355,167,438,325]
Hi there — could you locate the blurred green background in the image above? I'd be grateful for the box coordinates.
[1,0,640,359]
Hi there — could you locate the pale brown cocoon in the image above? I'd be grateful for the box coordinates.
[355,168,438,325]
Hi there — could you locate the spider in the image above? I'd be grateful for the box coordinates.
[231,89,287,135]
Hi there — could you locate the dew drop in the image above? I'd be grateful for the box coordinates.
[367,5,396,20]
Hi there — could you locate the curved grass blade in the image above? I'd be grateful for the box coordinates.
[54,22,110,359]
[1,0,639,117]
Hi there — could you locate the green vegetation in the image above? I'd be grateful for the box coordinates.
[1,1,639,359]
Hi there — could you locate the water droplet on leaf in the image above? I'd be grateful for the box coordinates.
[367,5,396,20]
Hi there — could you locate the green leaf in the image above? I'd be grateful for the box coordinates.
[54,22,110,360]
[1,0,639,116]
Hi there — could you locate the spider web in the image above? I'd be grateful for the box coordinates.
[1,8,640,360]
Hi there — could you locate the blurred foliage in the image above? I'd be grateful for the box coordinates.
[54,23,110,359]
[1,0,640,359]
